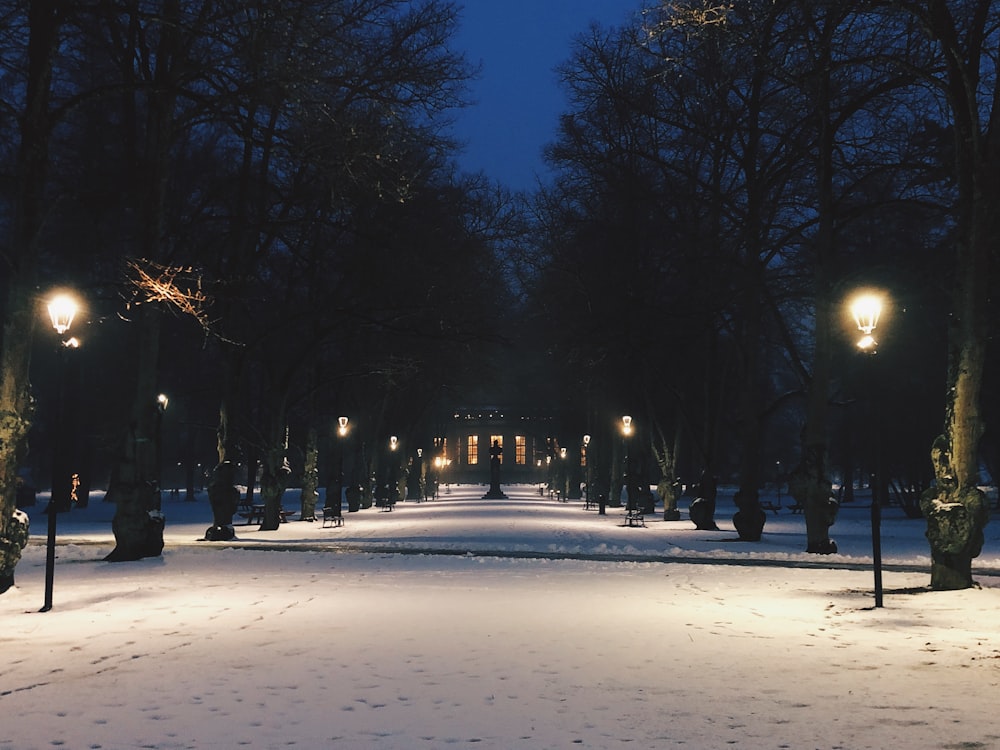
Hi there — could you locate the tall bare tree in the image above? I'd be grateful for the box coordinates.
[0,1,64,591]
[886,0,998,589]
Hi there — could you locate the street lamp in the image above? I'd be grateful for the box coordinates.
[41,292,79,613]
[155,393,169,509]
[583,434,591,503]
[850,291,884,608]
[333,416,349,513]
[559,445,568,501]
[337,417,349,500]
[387,436,399,507]
[621,415,635,513]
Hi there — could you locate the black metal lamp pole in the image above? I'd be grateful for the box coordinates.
[851,292,884,609]
[40,350,67,613]
[40,293,78,613]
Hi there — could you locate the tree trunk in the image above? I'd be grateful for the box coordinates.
[258,402,291,531]
[915,1,994,590]
[259,446,291,531]
[105,0,190,561]
[0,0,60,594]
[300,425,319,521]
[796,37,838,554]
[205,350,242,540]
[922,225,990,589]
[732,269,766,542]
[106,307,166,562]
[0,282,38,591]
[654,421,682,521]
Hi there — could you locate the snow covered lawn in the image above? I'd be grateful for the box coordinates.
[4,485,999,749]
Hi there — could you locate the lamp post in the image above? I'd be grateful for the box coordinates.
[388,435,399,507]
[775,460,783,504]
[409,447,424,501]
[583,434,591,504]
[545,436,555,493]
[851,291,884,608]
[559,445,568,501]
[335,416,348,510]
[155,393,169,509]
[622,415,633,510]
[40,292,79,613]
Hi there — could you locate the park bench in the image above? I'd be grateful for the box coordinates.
[624,507,645,527]
[760,500,782,514]
[321,506,345,528]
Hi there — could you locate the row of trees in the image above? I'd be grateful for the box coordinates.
[0,1,517,589]
[1,0,996,594]
[522,0,996,587]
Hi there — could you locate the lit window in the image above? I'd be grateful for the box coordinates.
[467,435,479,465]
[515,436,526,465]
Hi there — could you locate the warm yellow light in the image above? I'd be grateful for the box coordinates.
[622,415,633,436]
[47,294,78,334]
[560,447,567,458]
[338,416,349,436]
[157,393,169,411]
[390,436,398,451]
[851,294,882,335]
[583,434,591,446]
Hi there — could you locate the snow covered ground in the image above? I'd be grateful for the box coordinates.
[4,484,1000,749]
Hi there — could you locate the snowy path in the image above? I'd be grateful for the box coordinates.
[3,484,999,749]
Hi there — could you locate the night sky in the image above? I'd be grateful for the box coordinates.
[451,0,643,191]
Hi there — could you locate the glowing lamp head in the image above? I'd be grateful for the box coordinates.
[157,393,169,411]
[47,294,78,335]
[622,415,633,436]
[850,293,883,351]
[390,436,398,451]
[583,434,591,447]
[851,294,881,335]
[337,416,349,436]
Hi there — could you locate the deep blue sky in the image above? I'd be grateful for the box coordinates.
[450,1,642,192]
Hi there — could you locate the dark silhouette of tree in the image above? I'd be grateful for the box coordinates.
[879,0,999,589]
[0,0,64,591]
